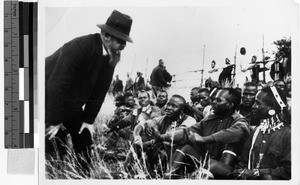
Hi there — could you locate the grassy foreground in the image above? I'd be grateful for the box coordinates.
[45,93,212,179]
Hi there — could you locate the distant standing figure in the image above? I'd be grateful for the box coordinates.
[219,58,234,87]
[124,72,134,92]
[113,74,123,95]
[150,59,171,97]
[207,60,220,82]
[270,52,285,81]
[134,71,145,95]
[248,55,268,84]
[236,47,251,88]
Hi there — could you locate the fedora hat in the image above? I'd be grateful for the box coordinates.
[97,10,133,43]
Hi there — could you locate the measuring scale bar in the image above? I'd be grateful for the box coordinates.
[4,1,36,149]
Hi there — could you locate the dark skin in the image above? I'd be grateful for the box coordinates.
[133,96,185,146]
[189,90,236,145]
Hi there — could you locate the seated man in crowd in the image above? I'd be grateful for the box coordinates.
[129,94,197,178]
[107,90,163,139]
[238,82,258,128]
[184,87,204,121]
[155,90,168,109]
[185,87,211,121]
[108,92,138,129]
[202,87,220,117]
[152,88,250,179]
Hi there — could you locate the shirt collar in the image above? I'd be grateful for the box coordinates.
[141,104,152,114]
[102,45,108,56]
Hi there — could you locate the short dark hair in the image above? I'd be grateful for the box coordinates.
[199,88,210,95]
[223,88,241,110]
[191,87,201,92]
[211,60,216,64]
[138,90,150,99]
[171,94,186,106]
[243,81,258,88]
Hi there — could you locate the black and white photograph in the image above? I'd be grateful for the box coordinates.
[41,0,298,183]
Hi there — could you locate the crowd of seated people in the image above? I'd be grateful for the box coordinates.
[103,74,291,180]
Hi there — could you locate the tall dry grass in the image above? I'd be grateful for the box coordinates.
[45,93,212,179]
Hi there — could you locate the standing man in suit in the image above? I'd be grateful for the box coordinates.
[45,10,133,172]
[134,71,145,96]
[112,74,124,95]
[150,59,171,98]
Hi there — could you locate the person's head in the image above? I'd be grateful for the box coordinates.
[159,59,164,67]
[257,83,264,91]
[114,94,125,107]
[137,71,142,77]
[251,55,257,63]
[240,47,246,55]
[156,90,168,108]
[225,58,230,65]
[235,87,242,94]
[138,90,150,107]
[274,80,286,91]
[97,10,133,53]
[211,60,216,68]
[285,76,291,97]
[165,94,186,120]
[212,88,241,116]
[252,87,287,121]
[198,88,210,107]
[115,74,119,79]
[275,52,283,61]
[190,87,201,103]
[242,82,258,108]
[124,92,135,108]
[126,72,130,77]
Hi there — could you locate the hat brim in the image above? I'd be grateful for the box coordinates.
[97,24,133,43]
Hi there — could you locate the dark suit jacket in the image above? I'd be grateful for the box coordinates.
[45,33,115,126]
[135,76,145,91]
[150,66,168,87]
[219,65,234,84]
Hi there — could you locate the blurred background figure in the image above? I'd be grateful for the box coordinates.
[113,74,124,96]
[124,72,134,93]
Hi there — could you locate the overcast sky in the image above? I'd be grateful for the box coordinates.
[45,0,298,96]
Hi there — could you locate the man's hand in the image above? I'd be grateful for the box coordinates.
[79,122,95,139]
[46,123,65,140]
[188,131,204,144]
[108,49,121,67]
[133,136,143,147]
[145,127,159,138]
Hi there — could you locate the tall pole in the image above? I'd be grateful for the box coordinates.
[232,44,237,87]
[145,57,149,83]
[200,45,205,87]
[262,34,266,83]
